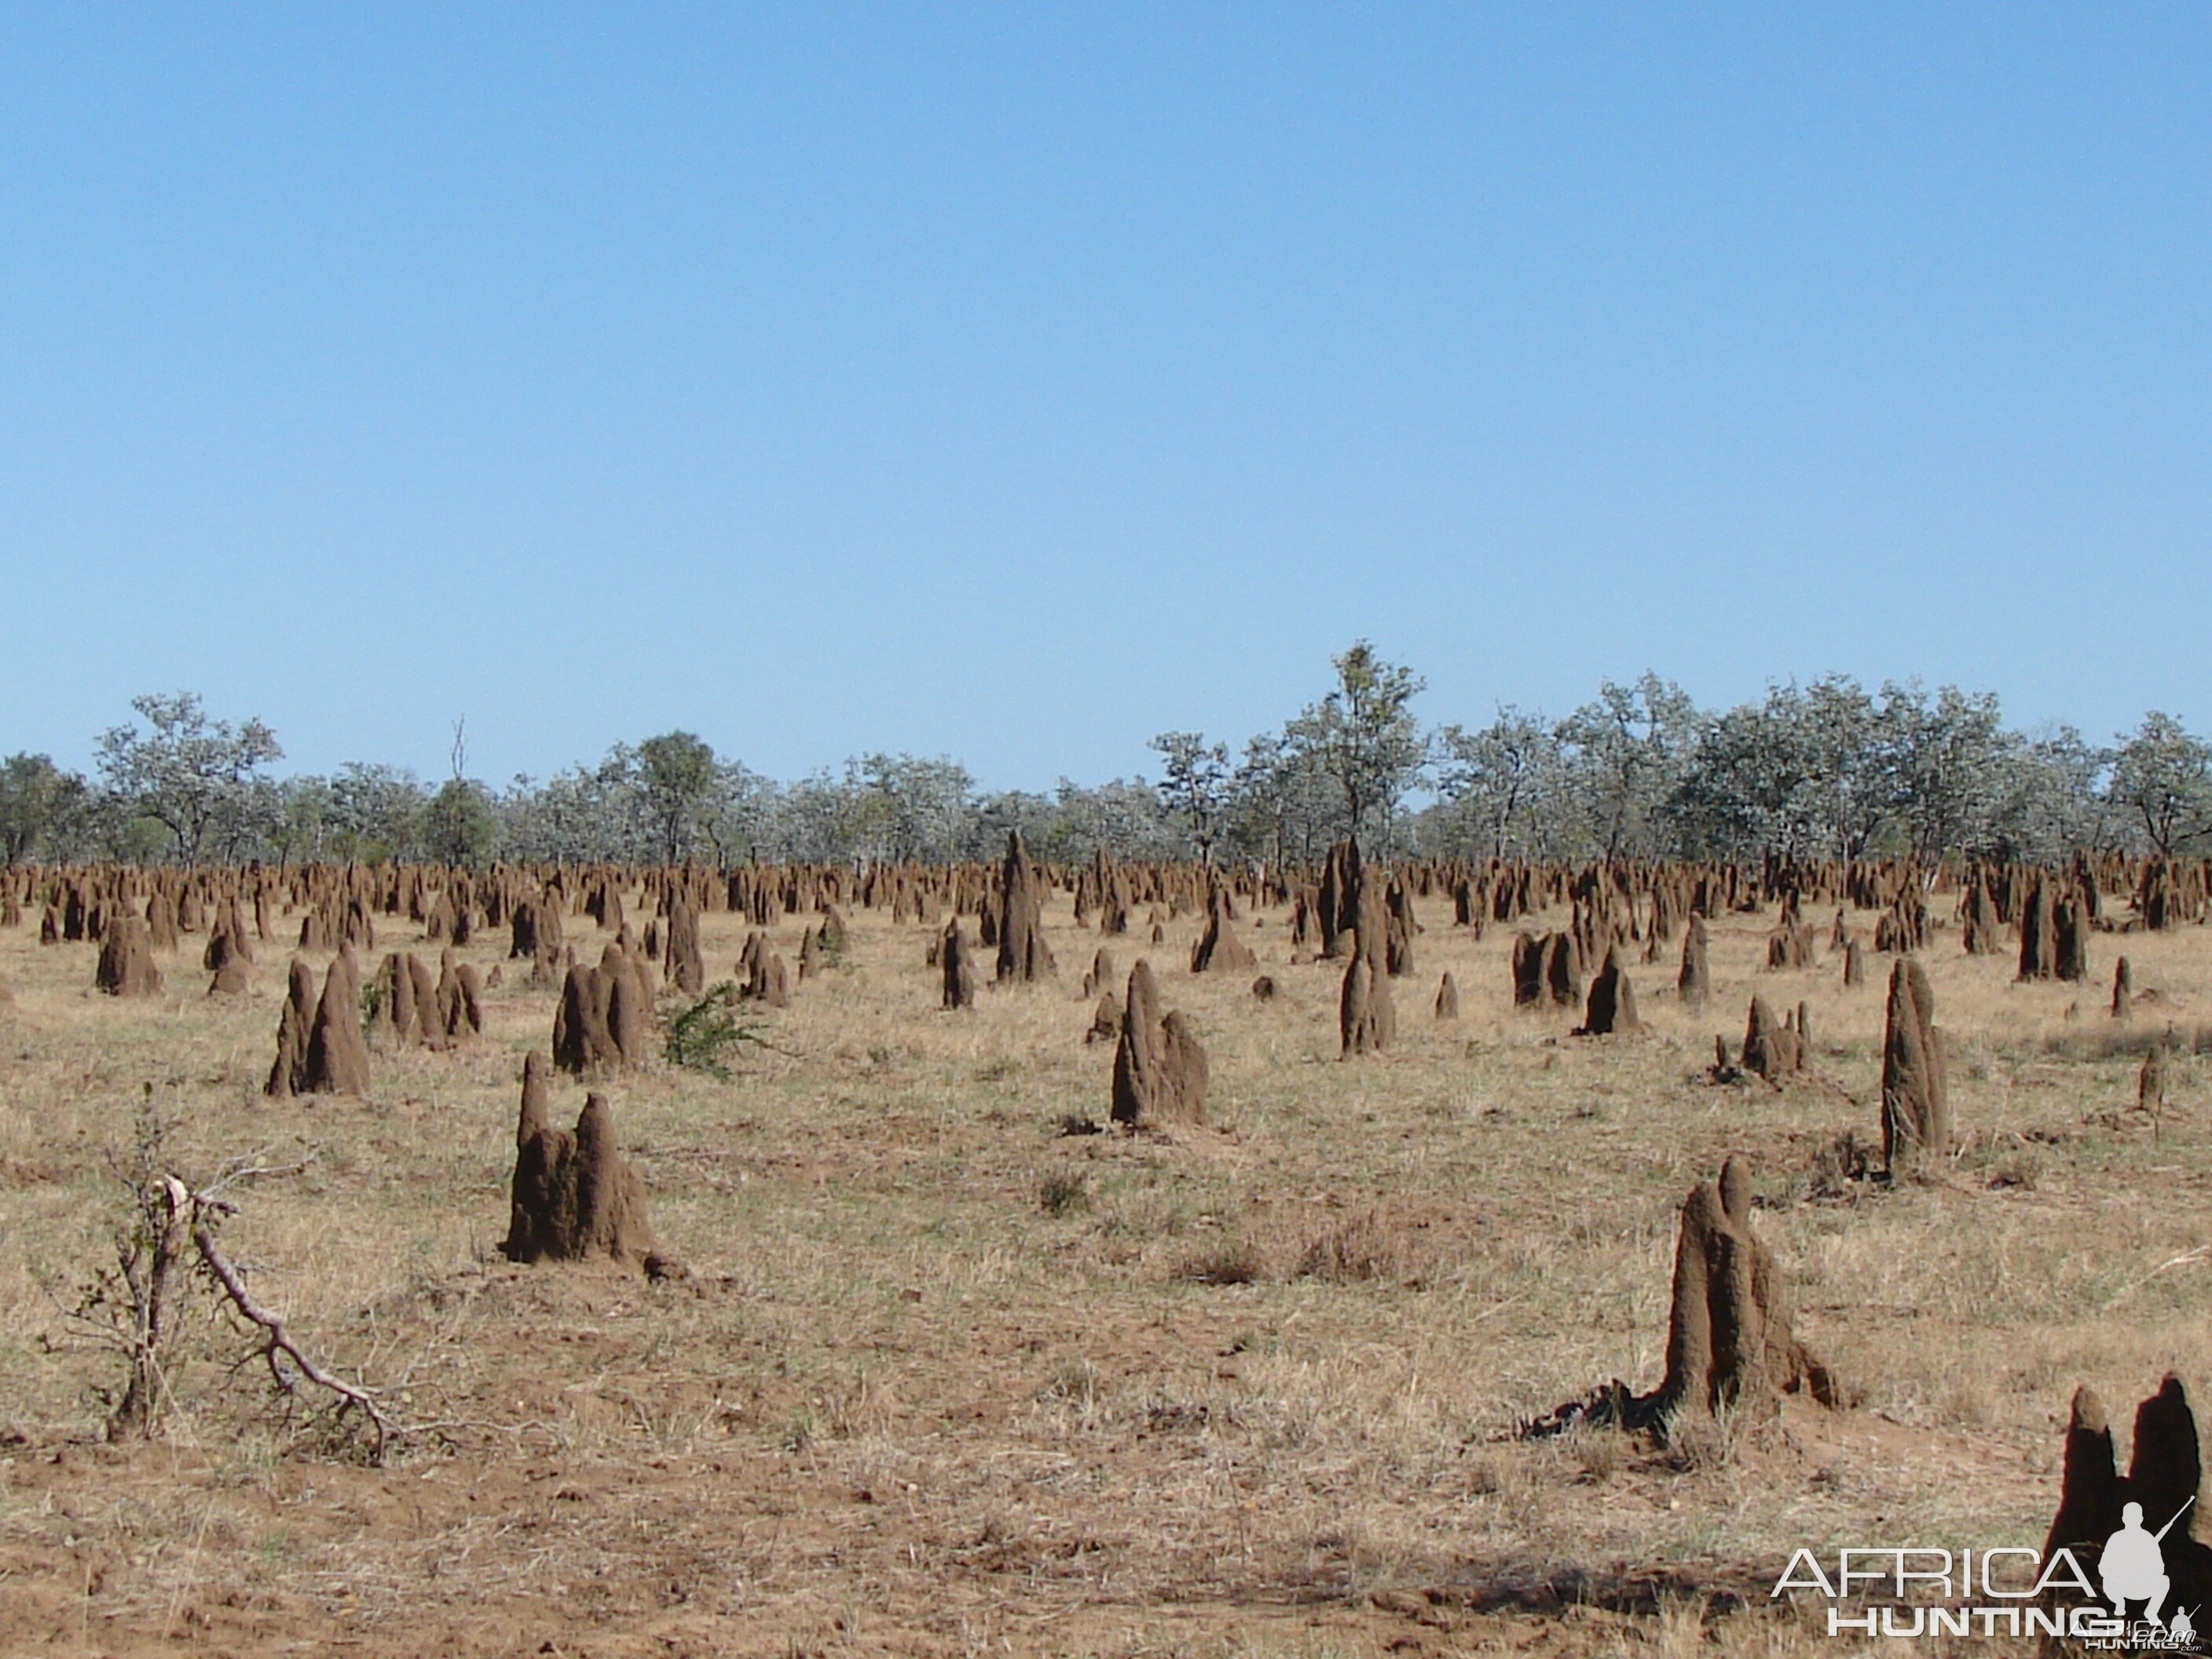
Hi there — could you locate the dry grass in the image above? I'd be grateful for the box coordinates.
[0,885,2206,1655]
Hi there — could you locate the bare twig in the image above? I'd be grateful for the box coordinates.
[192,1223,394,1461]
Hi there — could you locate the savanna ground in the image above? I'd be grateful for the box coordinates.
[0,883,2207,1657]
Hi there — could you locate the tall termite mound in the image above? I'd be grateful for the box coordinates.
[1646,1156,1837,1441]
[303,945,372,1097]
[994,830,1057,983]
[1434,972,1459,1020]
[940,920,975,1010]
[268,949,371,1098]
[552,944,656,1074]
[1880,956,1949,1172]
[1575,944,1642,1036]
[2041,1376,2211,1626]
[1110,960,1207,1129]
[500,1056,661,1269]
[95,914,163,997]
[1339,855,1396,1056]
[1677,914,1709,1007]
[1188,887,1256,974]
[663,896,705,997]
[266,959,317,1098]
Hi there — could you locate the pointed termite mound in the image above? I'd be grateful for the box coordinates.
[265,958,317,1099]
[1188,891,1256,974]
[1079,947,1115,999]
[2055,889,2090,984]
[2020,877,2060,980]
[302,946,372,1097]
[1739,995,1803,1082]
[994,830,1057,983]
[1109,960,1207,1128]
[1338,867,1395,1055]
[1646,1156,1837,1441]
[941,919,975,1010]
[1677,914,1709,1008]
[1880,956,1950,1173]
[2114,956,2135,1020]
[2041,1376,2212,1628]
[555,946,654,1074]
[1434,972,1459,1020]
[500,1065,660,1269]
[664,897,705,997]
[1575,945,1642,1036]
[2141,1046,2169,1117]
[434,947,484,1044]
[1962,878,2002,955]
[368,951,421,1049]
[95,914,163,997]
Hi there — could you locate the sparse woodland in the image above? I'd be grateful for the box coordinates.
[0,833,2209,1655]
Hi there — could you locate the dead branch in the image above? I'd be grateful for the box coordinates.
[191,1223,393,1461]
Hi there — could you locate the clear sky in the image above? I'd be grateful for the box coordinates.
[3,5,2207,788]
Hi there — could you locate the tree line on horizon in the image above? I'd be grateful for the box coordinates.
[3,646,2209,871]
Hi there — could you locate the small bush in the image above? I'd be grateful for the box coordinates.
[665,982,765,1081]
[1038,1169,1090,1216]
[1175,1238,1268,1286]
[1295,1210,1425,1285]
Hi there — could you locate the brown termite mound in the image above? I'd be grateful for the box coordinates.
[434,947,485,1043]
[1079,947,1115,1000]
[940,920,975,1010]
[1739,995,1804,1083]
[2041,1377,2212,1627]
[1574,945,1642,1037]
[265,958,318,1099]
[1086,992,1122,1045]
[2140,1046,2169,1117]
[664,896,705,996]
[500,1057,662,1270]
[368,951,422,1049]
[1338,866,1396,1055]
[1109,960,1207,1129]
[1434,972,1459,1020]
[2114,956,2135,1020]
[1188,891,1256,975]
[1880,956,1950,1173]
[302,946,372,1097]
[1643,1156,1837,1441]
[1677,914,1710,1008]
[95,914,163,997]
[994,830,1057,983]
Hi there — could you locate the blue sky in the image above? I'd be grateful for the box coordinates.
[3,5,2207,787]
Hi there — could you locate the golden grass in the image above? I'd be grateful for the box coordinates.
[0,884,2206,1655]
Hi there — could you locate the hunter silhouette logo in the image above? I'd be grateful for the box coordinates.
[2104,1499,2193,1628]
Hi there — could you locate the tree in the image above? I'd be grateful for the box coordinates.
[1875,681,2016,862]
[1990,723,2113,863]
[1555,674,1701,859]
[1434,709,1564,859]
[0,753,88,865]
[697,760,779,866]
[1148,731,1231,862]
[2108,712,2212,857]
[1284,642,1428,847]
[328,763,427,862]
[633,731,719,862]
[422,778,498,866]
[1665,677,1886,862]
[95,694,283,864]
